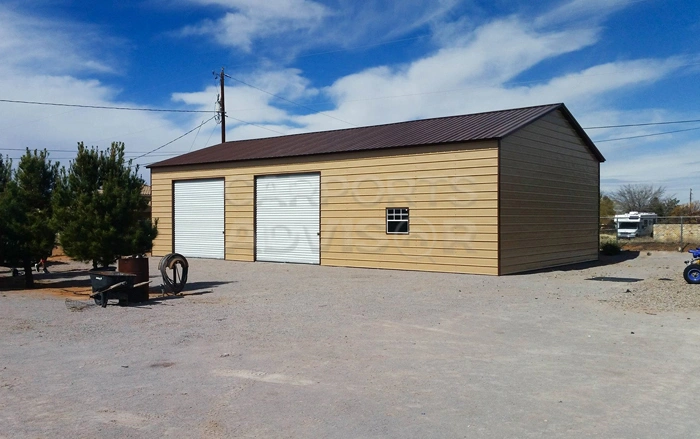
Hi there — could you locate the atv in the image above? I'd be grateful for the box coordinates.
[683,248,700,284]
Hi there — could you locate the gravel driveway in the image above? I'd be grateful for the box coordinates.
[1,251,700,438]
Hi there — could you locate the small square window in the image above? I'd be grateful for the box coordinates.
[386,208,409,234]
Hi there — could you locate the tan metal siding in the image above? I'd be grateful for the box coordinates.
[499,110,599,274]
[151,141,499,275]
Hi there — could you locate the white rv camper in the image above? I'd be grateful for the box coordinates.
[614,211,658,239]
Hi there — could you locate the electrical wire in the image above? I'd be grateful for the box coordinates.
[3,95,699,132]
[128,115,285,167]
[190,101,222,152]
[225,114,287,136]
[585,119,700,129]
[188,119,205,152]
[593,126,700,143]
[4,115,700,160]
[0,99,215,113]
[0,114,283,161]
[132,116,217,162]
[0,147,182,155]
[202,123,219,150]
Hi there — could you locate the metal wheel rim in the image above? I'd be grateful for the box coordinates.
[690,269,700,281]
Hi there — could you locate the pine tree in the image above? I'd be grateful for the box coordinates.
[0,154,11,189]
[54,142,157,268]
[0,150,59,288]
[0,154,14,267]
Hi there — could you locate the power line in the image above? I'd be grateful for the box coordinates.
[0,147,73,152]
[201,123,219,152]
[0,114,283,161]
[0,147,187,156]
[188,119,205,152]
[0,99,215,114]
[3,122,698,161]
[593,126,700,143]
[225,114,287,136]
[3,96,699,133]
[132,116,217,162]
[0,152,186,161]
[584,119,700,129]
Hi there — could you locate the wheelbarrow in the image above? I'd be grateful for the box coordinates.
[89,271,151,307]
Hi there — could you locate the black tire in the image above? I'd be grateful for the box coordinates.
[159,253,188,294]
[684,264,700,284]
[93,294,102,306]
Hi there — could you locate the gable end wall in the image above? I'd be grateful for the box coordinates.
[499,109,600,274]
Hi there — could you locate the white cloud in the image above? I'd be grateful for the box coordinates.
[601,138,700,197]
[278,18,603,130]
[172,68,318,127]
[0,5,213,173]
[587,107,700,198]
[205,14,686,142]
[535,0,634,28]
[514,58,686,107]
[179,0,329,51]
[323,0,460,46]
[187,0,327,19]
[177,0,463,55]
[0,68,204,170]
[0,5,118,75]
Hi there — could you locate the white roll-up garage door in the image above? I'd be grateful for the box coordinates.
[174,179,225,259]
[256,173,320,264]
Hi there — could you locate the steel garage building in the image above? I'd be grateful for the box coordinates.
[148,103,605,275]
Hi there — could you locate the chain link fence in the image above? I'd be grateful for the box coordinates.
[601,216,700,247]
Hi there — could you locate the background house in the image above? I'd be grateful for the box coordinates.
[148,103,604,275]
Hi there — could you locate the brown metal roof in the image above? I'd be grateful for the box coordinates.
[148,103,604,168]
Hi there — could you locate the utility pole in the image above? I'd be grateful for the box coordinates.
[219,67,226,144]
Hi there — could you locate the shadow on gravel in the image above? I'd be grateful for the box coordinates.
[125,281,233,307]
[123,288,218,308]
[35,271,92,289]
[1,269,92,291]
[598,250,641,265]
[515,251,641,276]
[586,276,643,283]
[182,280,236,291]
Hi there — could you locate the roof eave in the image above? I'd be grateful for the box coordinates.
[147,138,495,169]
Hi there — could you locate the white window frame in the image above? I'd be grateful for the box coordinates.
[386,207,409,234]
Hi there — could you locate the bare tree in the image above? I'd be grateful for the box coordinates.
[610,184,666,213]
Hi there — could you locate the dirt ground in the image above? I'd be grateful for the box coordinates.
[1,252,700,438]
[0,254,162,300]
[621,241,697,252]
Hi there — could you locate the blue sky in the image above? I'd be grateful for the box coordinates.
[0,0,699,200]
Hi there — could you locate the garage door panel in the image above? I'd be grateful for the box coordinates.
[256,174,320,264]
[174,179,224,259]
